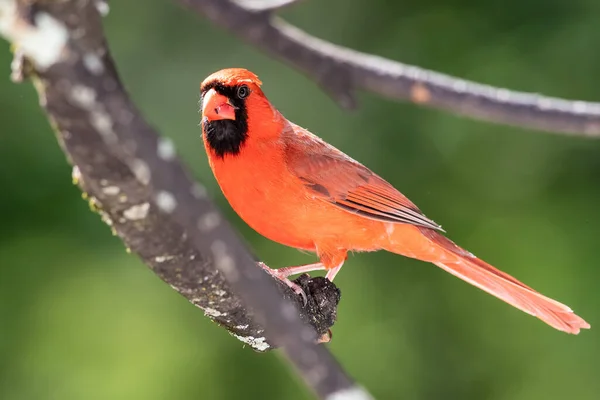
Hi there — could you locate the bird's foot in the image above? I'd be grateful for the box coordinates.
[257,262,326,306]
[257,262,339,344]
[257,262,308,305]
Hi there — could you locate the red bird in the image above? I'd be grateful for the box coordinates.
[199,68,589,334]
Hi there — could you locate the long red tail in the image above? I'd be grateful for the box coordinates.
[418,228,590,334]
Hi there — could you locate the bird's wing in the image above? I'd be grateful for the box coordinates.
[282,122,443,231]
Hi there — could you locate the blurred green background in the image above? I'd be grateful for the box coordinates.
[1,0,599,399]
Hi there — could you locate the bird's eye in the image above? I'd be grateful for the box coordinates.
[237,85,250,99]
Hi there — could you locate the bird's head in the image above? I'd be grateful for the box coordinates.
[200,68,277,158]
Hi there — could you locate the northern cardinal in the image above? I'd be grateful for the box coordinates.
[199,68,589,334]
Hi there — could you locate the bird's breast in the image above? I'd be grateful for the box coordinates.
[207,144,384,253]
[208,144,314,250]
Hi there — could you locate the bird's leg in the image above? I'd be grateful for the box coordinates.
[257,262,325,305]
[276,262,326,277]
[325,262,344,281]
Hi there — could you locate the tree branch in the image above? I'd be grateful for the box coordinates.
[0,1,373,399]
[179,0,600,137]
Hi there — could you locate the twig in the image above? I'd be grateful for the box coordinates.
[0,1,372,399]
[179,0,600,137]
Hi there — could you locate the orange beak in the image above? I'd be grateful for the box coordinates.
[202,88,237,121]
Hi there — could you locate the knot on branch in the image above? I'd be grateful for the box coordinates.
[293,274,341,340]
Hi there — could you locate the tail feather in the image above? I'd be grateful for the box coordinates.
[421,229,590,334]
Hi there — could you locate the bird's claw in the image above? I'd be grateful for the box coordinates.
[257,262,308,306]
[290,283,308,306]
[317,329,332,344]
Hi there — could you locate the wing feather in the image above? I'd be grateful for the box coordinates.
[283,122,443,231]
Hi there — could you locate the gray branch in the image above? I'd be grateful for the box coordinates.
[179,0,600,137]
[0,0,373,399]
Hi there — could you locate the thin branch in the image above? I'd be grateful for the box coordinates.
[179,0,600,137]
[0,1,372,399]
